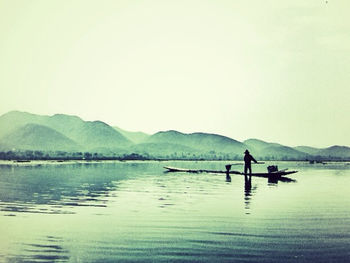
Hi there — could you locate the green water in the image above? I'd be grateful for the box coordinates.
[0,161,349,262]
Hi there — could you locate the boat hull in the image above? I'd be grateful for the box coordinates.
[163,166,297,178]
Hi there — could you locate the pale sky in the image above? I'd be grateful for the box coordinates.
[0,0,349,147]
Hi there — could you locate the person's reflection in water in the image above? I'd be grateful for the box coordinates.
[225,164,231,182]
[225,164,257,213]
[226,171,231,182]
[245,174,252,191]
[244,174,253,213]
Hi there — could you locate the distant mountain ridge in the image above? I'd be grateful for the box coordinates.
[0,123,80,151]
[146,130,246,155]
[113,126,150,144]
[244,139,307,159]
[0,111,349,160]
[0,111,132,151]
[294,146,321,155]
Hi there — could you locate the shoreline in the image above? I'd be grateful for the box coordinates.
[0,159,349,167]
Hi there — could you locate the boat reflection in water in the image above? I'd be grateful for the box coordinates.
[225,168,296,213]
[245,173,296,212]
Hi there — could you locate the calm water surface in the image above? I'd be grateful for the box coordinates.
[0,161,349,262]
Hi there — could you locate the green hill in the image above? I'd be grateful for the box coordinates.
[146,130,246,156]
[244,138,282,151]
[0,123,80,151]
[0,111,348,160]
[294,146,321,155]
[295,145,350,158]
[0,111,47,136]
[47,115,132,149]
[244,139,308,159]
[129,143,198,158]
[0,111,132,151]
[113,126,150,144]
[316,146,350,158]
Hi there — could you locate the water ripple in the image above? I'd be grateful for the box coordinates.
[7,236,69,263]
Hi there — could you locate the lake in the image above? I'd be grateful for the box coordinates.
[0,160,349,262]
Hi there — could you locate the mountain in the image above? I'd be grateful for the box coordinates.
[0,111,349,160]
[46,115,132,150]
[294,146,321,155]
[145,130,246,155]
[316,146,350,158]
[129,143,198,158]
[244,139,281,151]
[0,111,132,151]
[0,123,80,151]
[294,145,350,158]
[262,145,308,159]
[244,139,308,159]
[0,111,47,136]
[113,126,150,144]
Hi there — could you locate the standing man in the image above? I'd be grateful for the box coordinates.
[244,150,257,174]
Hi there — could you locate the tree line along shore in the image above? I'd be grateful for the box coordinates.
[1,150,348,162]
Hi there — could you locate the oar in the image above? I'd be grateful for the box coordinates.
[225,162,265,172]
[227,162,265,166]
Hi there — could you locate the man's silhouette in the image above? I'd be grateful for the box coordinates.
[244,150,257,174]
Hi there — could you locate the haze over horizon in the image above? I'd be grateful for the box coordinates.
[1,1,349,148]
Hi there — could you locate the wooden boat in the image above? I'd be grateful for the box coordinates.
[163,166,297,178]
